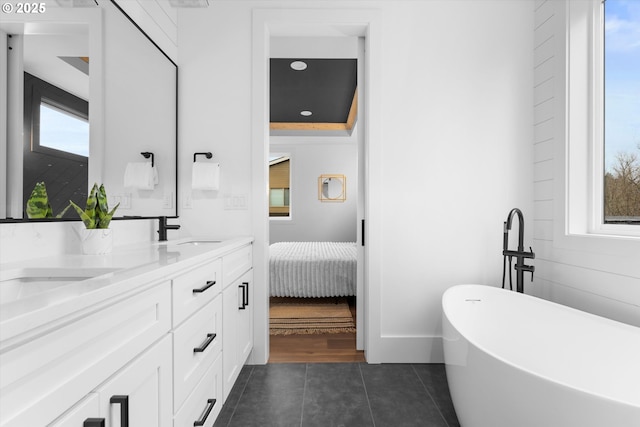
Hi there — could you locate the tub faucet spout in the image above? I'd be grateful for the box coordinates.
[502,208,535,293]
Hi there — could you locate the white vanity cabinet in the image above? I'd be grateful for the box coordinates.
[50,335,173,427]
[172,243,254,425]
[0,282,172,426]
[0,238,254,427]
[170,259,224,427]
[94,334,173,426]
[222,245,254,400]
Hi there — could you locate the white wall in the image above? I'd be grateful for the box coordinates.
[531,0,640,326]
[179,0,535,363]
[269,141,358,243]
[0,219,156,264]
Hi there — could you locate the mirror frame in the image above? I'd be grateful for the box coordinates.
[318,174,346,202]
[0,0,179,223]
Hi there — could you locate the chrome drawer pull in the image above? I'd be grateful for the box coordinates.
[193,280,216,293]
[193,333,216,353]
[193,398,216,426]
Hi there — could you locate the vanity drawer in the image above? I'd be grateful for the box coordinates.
[0,282,171,426]
[222,244,252,288]
[173,295,222,411]
[173,258,221,326]
[174,353,222,427]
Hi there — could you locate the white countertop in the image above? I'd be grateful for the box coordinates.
[0,236,253,344]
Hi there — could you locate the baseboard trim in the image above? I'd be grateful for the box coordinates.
[369,335,444,363]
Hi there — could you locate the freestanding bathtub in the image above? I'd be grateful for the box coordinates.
[442,284,640,427]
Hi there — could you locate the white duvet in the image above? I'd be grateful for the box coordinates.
[269,241,357,297]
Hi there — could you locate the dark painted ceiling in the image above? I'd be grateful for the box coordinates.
[270,58,357,124]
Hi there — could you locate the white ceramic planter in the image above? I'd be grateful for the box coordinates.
[78,228,113,255]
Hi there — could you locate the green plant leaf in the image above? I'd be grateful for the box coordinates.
[98,202,120,229]
[55,203,72,219]
[26,182,53,219]
[69,183,117,229]
[85,183,98,219]
[69,200,96,229]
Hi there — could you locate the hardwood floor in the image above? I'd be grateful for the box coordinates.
[269,332,365,363]
[269,296,364,363]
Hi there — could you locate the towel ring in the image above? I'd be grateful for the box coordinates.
[194,152,213,162]
[141,152,154,167]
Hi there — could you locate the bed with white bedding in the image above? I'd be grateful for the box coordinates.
[269,241,357,297]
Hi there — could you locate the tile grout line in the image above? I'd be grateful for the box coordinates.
[223,366,255,427]
[411,364,451,427]
[300,363,309,427]
[358,363,377,427]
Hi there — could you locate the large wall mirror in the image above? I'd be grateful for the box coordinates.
[0,0,178,221]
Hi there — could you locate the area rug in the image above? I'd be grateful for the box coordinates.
[269,297,356,335]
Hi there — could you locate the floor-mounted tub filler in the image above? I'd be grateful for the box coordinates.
[442,284,640,427]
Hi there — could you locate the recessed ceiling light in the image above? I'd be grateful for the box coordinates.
[290,61,307,71]
[168,0,209,6]
[300,110,312,117]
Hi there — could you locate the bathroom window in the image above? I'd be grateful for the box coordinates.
[25,72,89,162]
[38,101,89,158]
[601,0,640,225]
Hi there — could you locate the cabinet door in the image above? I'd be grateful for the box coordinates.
[96,335,172,427]
[222,282,239,400]
[48,394,100,427]
[173,354,222,427]
[222,269,253,400]
[173,295,222,412]
[237,270,253,367]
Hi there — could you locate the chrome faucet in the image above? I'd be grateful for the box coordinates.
[502,208,535,293]
[158,216,180,242]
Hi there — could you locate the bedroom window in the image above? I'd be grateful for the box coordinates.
[602,0,640,225]
[269,155,290,217]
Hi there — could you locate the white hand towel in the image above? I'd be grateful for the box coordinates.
[192,162,220,190]
[124,162,156,190]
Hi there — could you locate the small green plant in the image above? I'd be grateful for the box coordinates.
[26,182,70,219]
[69,183,120,229]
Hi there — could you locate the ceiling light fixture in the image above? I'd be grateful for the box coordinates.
[54,0,97,7]
[290,61,308,71]
[300,111,312,117]
[168,0,209,7]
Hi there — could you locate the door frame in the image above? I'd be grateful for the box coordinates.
[250,8,383,364]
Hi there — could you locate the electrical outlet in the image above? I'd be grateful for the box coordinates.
[163,192,173,209]
[224,194,248,210]
[112,193,131,209]
[183,191,192,209]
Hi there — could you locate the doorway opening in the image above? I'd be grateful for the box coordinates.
[267,38,365,363]
[251,9,381,365]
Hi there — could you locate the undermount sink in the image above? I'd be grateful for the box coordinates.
[176,240,222,246]
[0,267,120,304]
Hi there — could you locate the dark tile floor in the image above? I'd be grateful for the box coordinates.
[214,363,460,427]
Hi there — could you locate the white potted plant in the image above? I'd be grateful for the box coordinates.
[69,183,120,255]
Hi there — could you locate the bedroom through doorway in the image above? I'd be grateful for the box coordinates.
[267,36,365,363]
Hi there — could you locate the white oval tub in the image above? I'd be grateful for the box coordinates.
[442,284,640,427]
